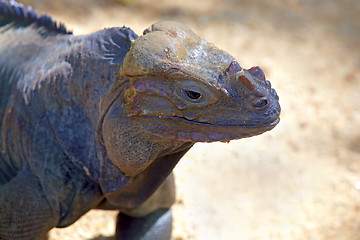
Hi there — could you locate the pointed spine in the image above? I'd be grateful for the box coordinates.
[0,0,72,35]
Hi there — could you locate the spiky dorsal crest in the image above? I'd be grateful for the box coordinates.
[0,0,71,35]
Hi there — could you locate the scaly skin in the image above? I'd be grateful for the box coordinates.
[0,1,280,239]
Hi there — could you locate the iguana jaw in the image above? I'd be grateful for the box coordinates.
[139,115,280,142]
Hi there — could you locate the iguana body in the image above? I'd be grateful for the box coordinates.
[0,1,280,239]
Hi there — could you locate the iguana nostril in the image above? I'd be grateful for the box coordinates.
[253,98,268,110]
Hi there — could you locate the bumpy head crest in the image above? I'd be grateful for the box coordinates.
[121,21,235,87]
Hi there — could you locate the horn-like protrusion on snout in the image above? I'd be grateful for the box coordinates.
[226,61,242,75]
[248,66,265,81]
[238,75,257,91]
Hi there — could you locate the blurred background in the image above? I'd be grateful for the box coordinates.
[20,0,360,239]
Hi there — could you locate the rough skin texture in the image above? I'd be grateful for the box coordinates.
[0,1,280,239]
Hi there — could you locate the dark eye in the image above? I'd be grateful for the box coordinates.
[185,90,202,101]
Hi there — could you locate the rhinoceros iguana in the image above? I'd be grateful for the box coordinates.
[0,1,280,239]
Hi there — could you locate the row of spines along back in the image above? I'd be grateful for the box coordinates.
[0,0,71,34]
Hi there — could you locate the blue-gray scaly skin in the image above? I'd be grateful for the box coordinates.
[0,1,280,239]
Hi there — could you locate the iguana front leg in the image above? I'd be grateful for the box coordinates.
[116,209,172,240]
[115,174,175,240]
[0,169,59,240]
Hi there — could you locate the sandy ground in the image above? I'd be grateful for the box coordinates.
[19,0,360,239]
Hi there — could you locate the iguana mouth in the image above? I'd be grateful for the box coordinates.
[141,116,280,142]
[163,116,279,128]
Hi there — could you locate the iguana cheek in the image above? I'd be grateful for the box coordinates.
[126,106,142,117]
[177,132,192,141]
[156,131,224,142]
[207,132,224,141]
[123,87,137,105]
[164,132,210,142]
[184,113,197,120]
[189,132,208,142]
[133,80,148,92]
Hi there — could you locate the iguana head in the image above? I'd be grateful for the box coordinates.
[100,21,281,176]
[117,21,280,142]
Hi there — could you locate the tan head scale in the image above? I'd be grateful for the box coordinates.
[121,21,235,92]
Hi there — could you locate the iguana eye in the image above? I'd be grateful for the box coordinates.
[174,80,218,106]
[184,90,202,101]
